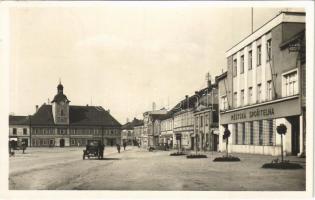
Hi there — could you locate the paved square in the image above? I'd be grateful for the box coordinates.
[9,147,305,190]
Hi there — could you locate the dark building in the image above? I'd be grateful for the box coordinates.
[27,82,121,147]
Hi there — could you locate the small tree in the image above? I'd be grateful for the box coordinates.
[276,124,287,163]
[223,127,231,157]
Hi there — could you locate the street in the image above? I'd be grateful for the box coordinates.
[9,147,305,190]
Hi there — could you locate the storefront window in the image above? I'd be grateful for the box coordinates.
[234,123,238,144]
[258,120,263,145]
[250,121,254,145]
[242,122,245,144]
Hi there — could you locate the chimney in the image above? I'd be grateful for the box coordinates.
[152,102,156,111]
[185,95,189,109]
[35,105,39,112]
[107,109,110,113]
[126,118,129,123]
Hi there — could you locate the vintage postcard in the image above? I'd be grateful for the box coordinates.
[0,1,314,199]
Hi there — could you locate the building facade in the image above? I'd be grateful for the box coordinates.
[9,116,31,147]
[121,118,143,146]
[28,82,121,147]
[142,109,168,148]
[134,123,144,146]
[160,115,174,148]
[217,11,305,156]
[193,82,219,151]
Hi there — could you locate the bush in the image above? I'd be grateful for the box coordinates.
[262,162,303,169]
[186,154,207,159]
[213,156,241,162]
[170,152,186,156]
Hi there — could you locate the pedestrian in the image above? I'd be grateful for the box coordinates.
[116,144,121,153]
[98,141,105,159]
[123,142,127,151]
[21,141,27,154]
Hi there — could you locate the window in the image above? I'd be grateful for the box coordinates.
[268,119,274,145]
[257,45,262,66]
[233,92,237,107]
[235,124,238,144]
[242,123,245,144]
[233,58,237,77]
[13,128,17,135]
[200,116,203,127]
[240,55,244,74]
[60,109,64,116]
[283,71,298,97]
[258,120,263,145]
[266,39,272,62]
[221,96,228,110]
[205,115,208,126]
[257,84,262,103]
[240,90,244,107]
[248,50,253,70]
[23,128,27,135]
[250,121,254,145]
[267,81,272,100]
[248,87,253,105]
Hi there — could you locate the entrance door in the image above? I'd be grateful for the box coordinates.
[213,134,218,151]
[191,137,194,150]
[288,116,300,155]
[60,139,65,147]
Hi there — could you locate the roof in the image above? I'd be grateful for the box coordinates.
[226,11,305,57]
[9,115,30,125]
[51,93,70,103]
[31,104,121,127]
[122,118,144,130]
[215,71,227,82]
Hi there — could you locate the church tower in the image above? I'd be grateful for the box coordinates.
[51,80,70,124]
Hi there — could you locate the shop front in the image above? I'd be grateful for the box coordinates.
[219,96,303,156]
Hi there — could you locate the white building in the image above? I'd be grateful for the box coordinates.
[216,11,305,156]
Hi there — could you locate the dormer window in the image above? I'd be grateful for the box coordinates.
[61,109,64,116]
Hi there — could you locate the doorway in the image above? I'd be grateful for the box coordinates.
[288,116,300,155]
[60,139,65,147]
[191,137,194,150]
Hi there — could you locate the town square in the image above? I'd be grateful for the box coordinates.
[0,1,313,197]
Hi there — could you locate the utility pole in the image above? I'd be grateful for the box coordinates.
[251,7,254,33]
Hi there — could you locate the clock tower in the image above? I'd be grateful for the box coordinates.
[51,81,70,124]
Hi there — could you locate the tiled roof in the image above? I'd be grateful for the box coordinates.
[30,104,121,127]
[122,118,144,130]
[9,115,30,125]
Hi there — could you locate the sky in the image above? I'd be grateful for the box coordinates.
[8,3,291,124]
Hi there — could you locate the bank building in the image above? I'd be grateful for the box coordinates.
[216,11,305,156]
[19,82,121,147]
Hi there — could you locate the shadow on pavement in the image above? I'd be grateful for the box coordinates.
[101,158,121,160]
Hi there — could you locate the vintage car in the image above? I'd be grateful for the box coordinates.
[83,140,103,160]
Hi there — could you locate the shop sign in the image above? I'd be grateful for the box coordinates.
[220,96,300,124]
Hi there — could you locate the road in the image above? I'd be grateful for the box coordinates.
[9,147,305,190]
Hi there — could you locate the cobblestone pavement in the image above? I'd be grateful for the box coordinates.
[9,147,305,190]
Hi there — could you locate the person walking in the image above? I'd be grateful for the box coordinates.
[21,141,27,154]
[116,144,121,153]
[123,142,127,151]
